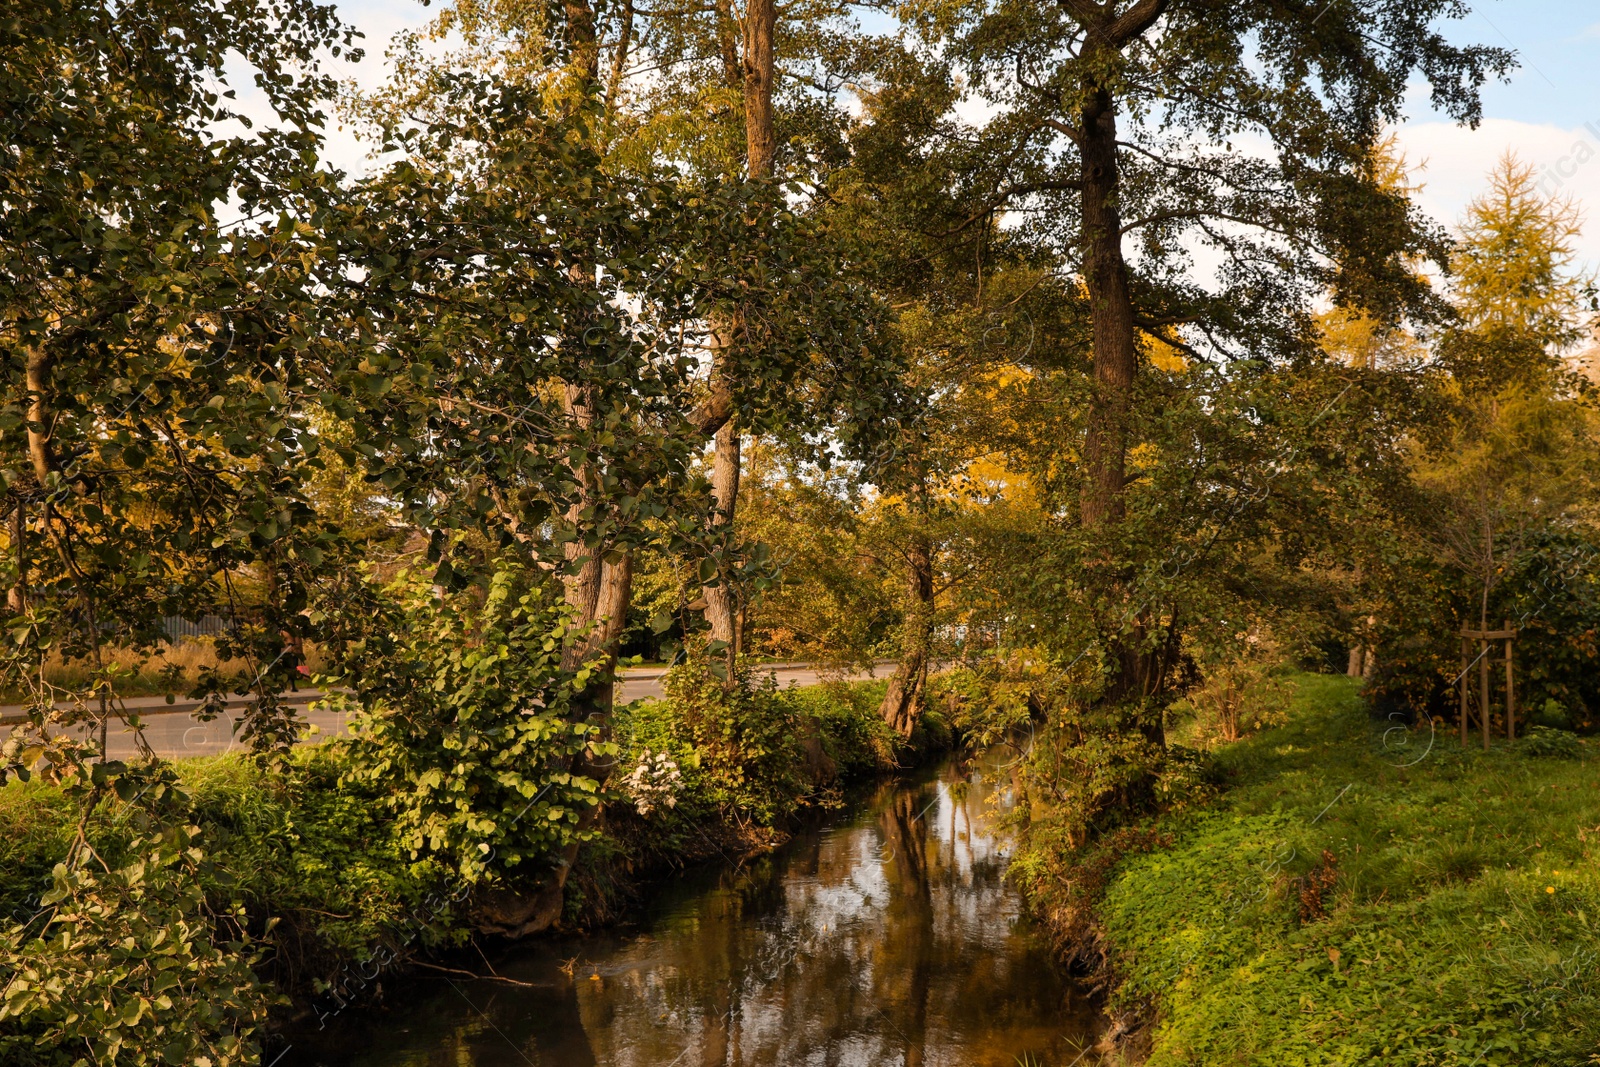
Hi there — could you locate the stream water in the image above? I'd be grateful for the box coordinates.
[281,747,1102,1066]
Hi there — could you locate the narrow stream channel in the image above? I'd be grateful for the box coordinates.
[282,746,1102,1066]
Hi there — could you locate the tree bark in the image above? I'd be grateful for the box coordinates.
[517,380,634,937]
[604,0,634,110]
[698,0,777,659]
[742,0,776,179]
[703,421,741,655]
[714,0,741,90]
[1078,86,1136,529]
[1068,9,1174,739]
[562,0,599,86]
[879,530,934,738]
[26,346,58,486]
[8,502,25,613]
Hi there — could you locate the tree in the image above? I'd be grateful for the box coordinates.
[354,0,905,682]
[1,0,356,757]
[1415,156,1598,650]
[1,0,356,1057]
[889,0,1508,727]
[1357,156,1600,729]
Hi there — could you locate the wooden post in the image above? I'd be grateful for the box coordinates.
[1479,638,1490,751]
[1460,638,1469,749]
[1504,620,1515,742]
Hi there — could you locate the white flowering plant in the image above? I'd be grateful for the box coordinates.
[618,749,684,817]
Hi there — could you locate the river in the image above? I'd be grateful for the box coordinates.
[280,746,1102,1066]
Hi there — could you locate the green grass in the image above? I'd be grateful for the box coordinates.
[1096,673,1600,1066]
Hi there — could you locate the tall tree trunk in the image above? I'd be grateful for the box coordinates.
[512,360,631,939]
[478,0,648,938]
[714,0,741,89]
[880,529,934,738]
[1078,87,1136,530]
[699,0,776,660]
[703,421,741,655]
[742,0,776,178]
[1074,40,1169,742]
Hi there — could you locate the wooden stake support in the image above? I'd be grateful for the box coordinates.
[1459,622,1516,749]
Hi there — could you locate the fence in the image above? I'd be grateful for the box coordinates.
[160,616,231,642]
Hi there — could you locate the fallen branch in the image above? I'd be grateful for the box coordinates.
[409,960,547,988]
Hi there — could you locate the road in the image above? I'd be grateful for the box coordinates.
[6,662,895,761]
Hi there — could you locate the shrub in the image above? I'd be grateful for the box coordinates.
[327,564,612,883]
[1518,723,1582,760]
[783,680,902,775]
[929,653,1056,748]
[1369,528,1600,731]
[652,658,809,826]
[1181,655,1290,743]
[0,769,273,1066]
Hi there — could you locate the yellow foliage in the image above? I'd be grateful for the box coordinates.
[1318,305,1423,369]
[1453,152,1590,343]
[1144,334,1188,373]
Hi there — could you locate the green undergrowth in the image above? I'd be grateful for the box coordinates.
[1045,673,1600,1066]
[0,677,913,1009]
[568,670,945,920]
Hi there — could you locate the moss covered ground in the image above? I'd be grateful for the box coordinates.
[1078,673,1600,1066]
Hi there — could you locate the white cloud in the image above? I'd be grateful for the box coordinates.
[1393,116,1600,269]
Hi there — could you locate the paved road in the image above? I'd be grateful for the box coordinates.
[12,662,894,761]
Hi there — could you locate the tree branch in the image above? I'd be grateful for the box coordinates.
[1106,0,1169,46]
[690,384,733,438]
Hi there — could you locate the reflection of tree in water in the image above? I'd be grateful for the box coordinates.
[600,761,1079,1065]
[878,783,934,1067]
[323,753,1091,1067]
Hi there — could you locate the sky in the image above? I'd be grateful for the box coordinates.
[316,0,1600,268]
[1393,1,1600,269]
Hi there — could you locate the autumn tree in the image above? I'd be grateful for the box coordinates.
[887,0,1508,732]
[1,0,358,758]
[1,0,358,1058]
[1409,156,1598,688]
[355,0,902,679]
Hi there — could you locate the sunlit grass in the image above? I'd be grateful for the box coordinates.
[1100,673,1600,1066]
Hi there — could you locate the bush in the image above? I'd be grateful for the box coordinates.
[652,658,808,826]
[1179,655,1290,743]
[1518,723,1582,760]
[327,564,611,882]
[1369,529,1600,732]
[783,680,902,776]
[0,637,925,1055]
[0,768,274,1067]
[614,667,902,838]
[929,653,1056,748]
[1501,529,1600,731]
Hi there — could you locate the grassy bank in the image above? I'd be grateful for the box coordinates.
[1025,673,1600,1066]
[0,675,931,1031]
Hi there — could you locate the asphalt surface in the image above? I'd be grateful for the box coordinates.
[9,662,895,761]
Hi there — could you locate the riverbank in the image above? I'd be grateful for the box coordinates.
[0,673,945,1057]
[279,744,1098,1066]
[1019,672,1600,1065]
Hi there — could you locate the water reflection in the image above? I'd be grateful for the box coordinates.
[284,749,1100,1066]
